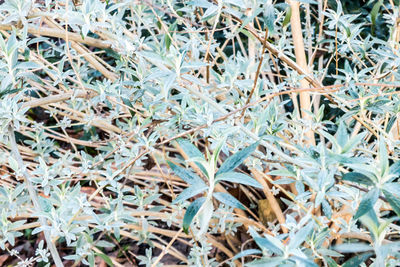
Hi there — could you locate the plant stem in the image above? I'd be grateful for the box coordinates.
[288,0,315,146]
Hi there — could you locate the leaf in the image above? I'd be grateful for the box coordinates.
[359,209,379,239]
[202,4,219,21]
[38,196,52,213]
[224,0,246,8]
[342,172,374,186]
[213,192,245,210]
[378,136,389,177]
[336,121,348,148]
[197,198,213,237]
[163,73,176,99]
[211,138,226,167]
[96,240,115,248]
[289,222,313,250]
[295,0,318,4]
[291,255,319,267]
[176,139,208,176]
[16,61,41,70]
[382,182,400,195]
[172,184,208,204]
[341,132,366,153]
[183,197,206,234]
[187,0,212,8]
[324,256,339,267]
[238,7,263,32]
[334,243,374,253]
[8,156,18,172]
[231,249,262,261]
[320,130,340,151]
[386,116,397,132]
[215,172,262,188]
[88,253,95,267]
[282,7,292,28]
[254,236,283,255]
[268,168,296,178]
[370,0,383,35]
[0,87,21,98]
[167,160,204,185]
[389,161,400,176]
[122,97,136,117]
[165,21,177,51]
[382,189,400,217]
[216,141,259,175]
[342,252,374,267]
[94,253,113,266]
[354,188,379,219]
[263,4,275,33]
[321,199,332,219]
[246,257,285,267]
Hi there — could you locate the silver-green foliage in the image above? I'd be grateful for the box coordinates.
[0,0,400,266]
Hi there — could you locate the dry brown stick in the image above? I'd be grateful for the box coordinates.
[239,27,269,119]
[21,90,95,109]
[203,5,222,84]
[49,102,124,134]
[118,229,188,263]
[71,42,117,81]
[0,24,111,49]
[288,0,315,146]
[151,228,184,267]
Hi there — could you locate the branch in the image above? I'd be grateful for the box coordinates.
[0,24,111,50]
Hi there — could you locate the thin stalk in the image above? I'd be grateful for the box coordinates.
[288,0,315,146]
[239,27,269,120]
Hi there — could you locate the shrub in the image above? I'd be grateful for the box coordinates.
[0,0,400,266]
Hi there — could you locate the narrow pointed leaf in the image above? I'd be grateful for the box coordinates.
[176,139,208,175]
[282,7,292,28]
[121,98,136,117]
[389,161,400,176]
[197,199,213,237]
[211,138,226,167]
[254,236,283,255]
[342,172,374,186]
[183,197,206,234]
[213,192,245,210]
[359,209,379,238]
[263,4,275,34]
[289,222,314,250]
[382,189,400,217]
[291,256,319,267]
[167,160,204,185]
[383,182,400,195]
[322,199,332,219]
[231,249,262,261]
[354,188,379,219]
[216,141,259,175]
[379,137,389,176]
[324,256,339,267]
[342,252,374,267]
[336,121,348,148]
[94,253,113,266]
[215,172,262,189]
[173,184,207,204]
